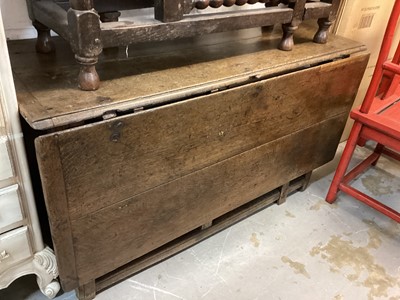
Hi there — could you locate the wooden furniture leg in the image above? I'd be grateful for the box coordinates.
[68,0,102,91]
[278,171,312,205]
[76,280,96,300]
[278,0,307,51]
[278,182,290,205]
[313,0,341,44]
[299,171,312,191]
[371,144,385,166]
[33,21,55,54]
[313,18,332,44]
[154,0,184,22]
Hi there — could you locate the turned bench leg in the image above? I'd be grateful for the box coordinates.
[77,62,100,91]
[313,18,332,44]
[33,21,55,54]
[278,0,306,51]
[279,24,297,51]
[313,0,341,45]
[68,0,102,91]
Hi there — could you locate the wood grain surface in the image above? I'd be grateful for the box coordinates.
[69,113,347,283]
[9,23,366,130]
[41,54,367,221]
[34,135,78,291]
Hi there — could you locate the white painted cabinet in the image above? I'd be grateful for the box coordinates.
[0,8,60,299]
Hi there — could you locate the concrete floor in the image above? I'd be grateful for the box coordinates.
[1,142,400,300]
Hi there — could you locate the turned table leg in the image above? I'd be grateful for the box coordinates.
[33,21,55,54]
[68,0,102,91]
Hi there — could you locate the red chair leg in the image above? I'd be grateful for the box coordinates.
[371,143,385,166]
[326,122,363,203]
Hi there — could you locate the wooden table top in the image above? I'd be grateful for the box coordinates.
[8,23,366,130]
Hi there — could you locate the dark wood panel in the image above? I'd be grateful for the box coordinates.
[303,2,331,20]
[53,54,367,220]
[34,136,78,291]
[70,114,347,283]
[95,176,307,292]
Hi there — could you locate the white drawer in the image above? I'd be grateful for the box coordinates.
[0,185,23,231]
[0,227,32,270]
[0,134,13,181]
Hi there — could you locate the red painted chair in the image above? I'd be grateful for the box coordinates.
[326,0,400,223]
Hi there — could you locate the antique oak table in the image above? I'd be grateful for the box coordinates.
[8,25,367,299]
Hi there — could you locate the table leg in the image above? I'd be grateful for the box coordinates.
[76,280,96,300]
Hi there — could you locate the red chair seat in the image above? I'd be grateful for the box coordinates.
[350,98,400,142]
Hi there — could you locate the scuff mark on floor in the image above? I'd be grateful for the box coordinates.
[309,201,323,211]
[310,235,399,299]
[285,210,296,218]
[281,256,311,279]
[128,279,185,299]
[250,232,260,248]
[366,228,382,249]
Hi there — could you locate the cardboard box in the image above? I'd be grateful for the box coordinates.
[334,0,399,66]
[333,0,400,141]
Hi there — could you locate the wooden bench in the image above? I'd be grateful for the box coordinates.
[26,0,341,90]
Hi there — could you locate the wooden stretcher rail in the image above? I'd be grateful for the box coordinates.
[94,173,309,293]
[100,8,293,47]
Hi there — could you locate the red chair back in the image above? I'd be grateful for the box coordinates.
[360,0,400,113]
